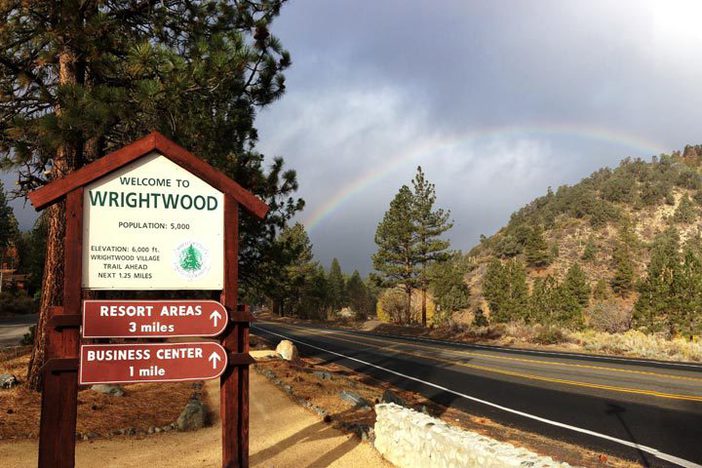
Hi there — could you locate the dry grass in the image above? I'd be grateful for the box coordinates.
[443,322,702,362]
[571,329,702,362]
[261,310,702,363]
[255,358,379,429]
[0,346,200,439]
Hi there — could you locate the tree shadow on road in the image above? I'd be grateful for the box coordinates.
[605,403,651,468]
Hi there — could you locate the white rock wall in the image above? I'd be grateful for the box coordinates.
[374,403,571,468]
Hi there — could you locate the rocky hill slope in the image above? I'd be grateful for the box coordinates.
[460,144,702,336]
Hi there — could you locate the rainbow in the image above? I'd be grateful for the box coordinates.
[302,123,669,231]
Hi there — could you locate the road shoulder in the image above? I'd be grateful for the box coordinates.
[0,362,390,467]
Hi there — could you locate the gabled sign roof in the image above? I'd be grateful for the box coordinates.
[28,131,268,219]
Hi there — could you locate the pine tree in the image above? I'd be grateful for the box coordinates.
[528,276,558,324]
[592,278,610,301]
[347,270,373,319]
[677,245,702,336]
[617,218,639,249]
[483,259,528,323]
[269,223,317,317]
[611,241,634,296]
[563,263,590,308]
[524,225,550,268]
[609,221,638,297]
[364,277,380,319]
[582,236,597,262]
[411,166,453,326]
[15,215,47,296]
[504,260,529,322]
[373,186,418,324]
[634,228,681,332]
[428,252,470,324]
[0,2,299,389]
[297,264,331,320]
[673,195,697,224]
[528,275,584,328]
[555,281,585,329]
[327,258,347,312]
[0,181,18,251]
[483,259,507,319]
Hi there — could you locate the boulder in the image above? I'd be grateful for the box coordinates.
[275,340,299,361]
[91,384,125,397]
[313,370,333,381]
[0,374,19,389]
[338,307,356,319]
[339,390,371,409]
[381,389,406,407]
[176,399,206,431]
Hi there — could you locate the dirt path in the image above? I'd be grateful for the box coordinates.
[0,370,390,467]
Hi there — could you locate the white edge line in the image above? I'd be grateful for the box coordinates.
[254,326,701,468]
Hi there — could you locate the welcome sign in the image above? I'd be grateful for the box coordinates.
[29,132,266,468]
[82,152,224,289]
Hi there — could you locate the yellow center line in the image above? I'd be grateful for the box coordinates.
[281,325,702,402]
[292,324,702,384]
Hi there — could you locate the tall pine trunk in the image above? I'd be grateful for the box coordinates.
[26,202,65,389]
[405,286,412,325]
[26,45,84,390]
[420,259,427,326]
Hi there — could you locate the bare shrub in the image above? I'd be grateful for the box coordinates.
[532,325,566,344]
[378,288,407,324]
[504,322,536,341]
[588,302,632,333]
[472,308,489,327]
[447,320,465,334]
[486,323,506,340]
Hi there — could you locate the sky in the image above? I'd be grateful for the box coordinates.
[4,0,702,275]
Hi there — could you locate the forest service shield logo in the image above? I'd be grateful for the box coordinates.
[173,241,211,280]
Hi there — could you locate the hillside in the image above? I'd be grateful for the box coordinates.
[459,144,702,337]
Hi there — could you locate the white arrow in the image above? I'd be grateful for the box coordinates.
[209,310,222,328]
[208,352,222,369]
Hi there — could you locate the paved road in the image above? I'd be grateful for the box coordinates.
[0,314,37,347]
[253,321,702,468]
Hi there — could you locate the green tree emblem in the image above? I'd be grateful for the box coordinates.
[179,244,203,272]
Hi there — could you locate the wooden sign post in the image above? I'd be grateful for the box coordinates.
[28,131,267,468]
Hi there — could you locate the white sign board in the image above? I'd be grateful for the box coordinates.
[82,153,224,290]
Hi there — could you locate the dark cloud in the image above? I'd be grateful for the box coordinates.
[256,0,702,274]
[5,1,702,276]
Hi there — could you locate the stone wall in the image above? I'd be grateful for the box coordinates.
[374,403,571,468]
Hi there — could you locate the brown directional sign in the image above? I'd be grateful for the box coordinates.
[82,300,228,338]
[79,342,228,385]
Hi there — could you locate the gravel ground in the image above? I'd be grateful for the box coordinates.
[0,370,390,467]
